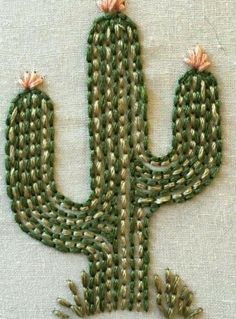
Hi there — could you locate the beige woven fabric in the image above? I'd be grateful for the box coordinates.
[0,0,235,318]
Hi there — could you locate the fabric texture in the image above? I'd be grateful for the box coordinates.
[0,0,235,318]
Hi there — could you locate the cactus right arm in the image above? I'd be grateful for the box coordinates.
[127,25,222,209]
[133,69,222,209]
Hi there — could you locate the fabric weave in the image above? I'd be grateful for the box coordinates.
[0,1,235,318]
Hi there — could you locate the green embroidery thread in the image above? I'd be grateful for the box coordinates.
[155,270,203,318]
[5,5,222,319]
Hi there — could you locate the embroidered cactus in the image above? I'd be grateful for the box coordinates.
[5,5,221,319]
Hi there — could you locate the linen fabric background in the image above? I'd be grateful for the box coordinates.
[0,0,235,318]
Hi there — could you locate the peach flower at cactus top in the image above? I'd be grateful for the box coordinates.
[97,0,126,13]
[184,45,211,72]
[19,71,44,90]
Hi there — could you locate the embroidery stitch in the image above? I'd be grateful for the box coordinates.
[5,1,222,318]
[155,270,203,318]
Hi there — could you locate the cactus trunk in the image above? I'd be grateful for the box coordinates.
[6,13,221,317]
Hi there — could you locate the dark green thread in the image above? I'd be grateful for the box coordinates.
[6,12,221,318]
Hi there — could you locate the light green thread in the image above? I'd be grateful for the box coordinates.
[155,269,203,319]
[6,12,222,318]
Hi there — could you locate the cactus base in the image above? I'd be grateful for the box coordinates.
[53,269,203,319]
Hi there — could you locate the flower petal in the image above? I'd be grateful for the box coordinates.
[98,0,126,12]
[19,72,44,90]
[184,45,211,71]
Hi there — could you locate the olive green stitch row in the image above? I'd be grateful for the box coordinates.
[106,21,120,310]
[123,26,136,311]
[6,12,221,318]
[126,24,150,311]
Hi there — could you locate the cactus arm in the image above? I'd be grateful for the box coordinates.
[6,87,117,314]
[6,89,114,244]
[127,30,222,207]
[134,71,222,209]
[130,32,221,169]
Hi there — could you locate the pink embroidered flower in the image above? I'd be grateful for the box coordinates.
[97,0,126,13]
[19,71,44,90]
[184,45,211,72]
